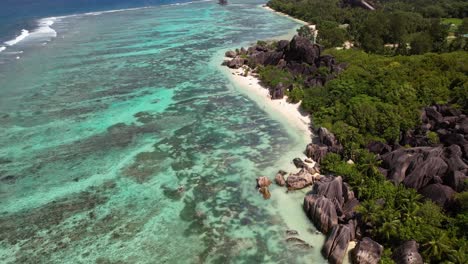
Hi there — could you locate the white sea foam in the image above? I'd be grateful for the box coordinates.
[2,0,211,49]
[3,17,57,48]
[35,17,58,38]
[4,29,30,46]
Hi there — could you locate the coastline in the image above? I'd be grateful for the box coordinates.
[216,54,327,262]
[226,66,312,143]
[262,5,309,26]
[215,5,355,263]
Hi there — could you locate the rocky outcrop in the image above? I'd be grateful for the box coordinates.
[271,83,287,99]
[318,127,343,154]
[256,176,271,188]
[286,168,317,190]
[225,50,236,58]
[392,240,423,264]
[322,224,351,264]
[352,237,383,264]
[312,176,345,208]
[305,127,343,163]
[227,57,246,69]
[367,141,392,155]
[305,143,329,163]
[418,183,456,207]
[274,170,287,186]
[379,106,468,206]
[256,176,272,200]
[223,35,343,97]
[258,187,271,199]
[285,35,322,66]
[303,194,338,234]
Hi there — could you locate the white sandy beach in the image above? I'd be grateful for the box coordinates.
[219,62,327,261]
[262,5,309,26]
[229,66,312,141]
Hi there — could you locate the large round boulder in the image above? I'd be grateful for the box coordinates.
[392,240,423,264]
[352,237,383,264]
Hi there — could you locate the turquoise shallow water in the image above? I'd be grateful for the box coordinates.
[0,1,326,263]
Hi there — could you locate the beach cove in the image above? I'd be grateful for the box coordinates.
[0,0,328,263]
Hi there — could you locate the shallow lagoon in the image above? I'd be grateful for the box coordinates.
[0,1,326,262]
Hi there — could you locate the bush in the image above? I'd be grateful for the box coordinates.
[427,131,440,144]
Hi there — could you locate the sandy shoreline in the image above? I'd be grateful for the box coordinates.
[227,66,312,142]
[218,58,327,262]
[262,5,309,26]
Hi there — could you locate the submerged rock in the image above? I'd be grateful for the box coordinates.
[258,186,271,199]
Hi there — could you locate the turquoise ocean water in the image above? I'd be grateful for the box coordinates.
[0,1,326,263]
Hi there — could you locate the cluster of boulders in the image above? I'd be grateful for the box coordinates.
[302,126,429,263]
[303,175,369,264]
[368,105,467,208]
[223,35,347,99]
[306,127,343,163]
[256,176,272,199]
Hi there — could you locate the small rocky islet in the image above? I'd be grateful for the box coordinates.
[224,34,467,264]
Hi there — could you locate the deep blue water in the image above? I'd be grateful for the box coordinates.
[0,0,192,43]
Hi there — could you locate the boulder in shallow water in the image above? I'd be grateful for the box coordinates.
[293,157,307,169]
[258,186,271,199]
[274,170,287,186]
[227,57,245,69]
[303,194,338,234]
[352,237,383,264]
[225,50,236,58]
[392,240,423,264]
[322,224,351,264]
[286,168,316,190]
[256,176,271,188]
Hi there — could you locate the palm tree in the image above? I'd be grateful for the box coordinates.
[357,200,380,224]
[446,239,467,264]
[357,150,382,177]
[422,231,452,262]
[377,219,401,241]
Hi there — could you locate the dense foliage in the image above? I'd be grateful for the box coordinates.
[260,1,467,261]
[268,0,468,53]
[321,152,468,263]
[304,50,468,147]
[256,49,468,262]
